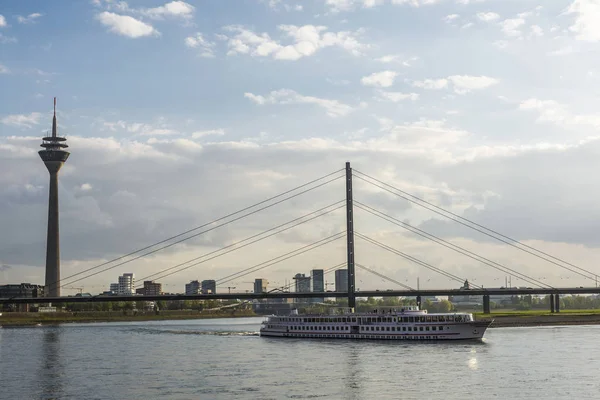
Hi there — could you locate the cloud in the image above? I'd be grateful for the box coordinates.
[443,14,460,23]
[519,98,600,129]
[0,63,9,74]
[244,89,354,117]
[412,75,498,93]
[412,78,448,90]
[500,17,525,37]
[0,14,6,27]
[95,12,160,38]
[101,120,178,136]
[140,1,195,20]
[325,0,441,12]
[0,33,17,44]
[476,12,500,22]
[185,33,216,57]
[361,71,397,87]
[375,55,418,66]
[1,112,42,128]
[447,75,499,94]
[223,24,368,60]
[567,0,600,42]
[16,13,43,24]
[378,91,419,102]
[191,129,226,138]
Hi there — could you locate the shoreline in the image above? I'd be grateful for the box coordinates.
[3,311,600,328]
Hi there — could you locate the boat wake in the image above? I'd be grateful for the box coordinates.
[128,327,259,336]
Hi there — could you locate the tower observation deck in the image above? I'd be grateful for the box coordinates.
[39,97,70,297]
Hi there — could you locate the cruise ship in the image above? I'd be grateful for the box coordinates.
[260,306,493,340]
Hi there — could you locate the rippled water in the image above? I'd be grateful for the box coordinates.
[1,318,599,399]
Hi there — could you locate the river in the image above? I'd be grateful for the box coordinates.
[1,317,598,399]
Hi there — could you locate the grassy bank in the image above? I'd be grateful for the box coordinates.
[0,310,258,326]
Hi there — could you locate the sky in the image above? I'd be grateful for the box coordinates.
[2,0,600,295]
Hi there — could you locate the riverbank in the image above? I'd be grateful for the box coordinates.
[475,311,600,328]
[4,310,600,328]
[0,310,258,326]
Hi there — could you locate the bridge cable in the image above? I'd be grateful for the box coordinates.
[355,201,552,289]
[214,233,346,286]
[59,171,343,287]
[355,231,480,288]
[63,201,345,287]
[353,170,597,282]
[355,262,416,291]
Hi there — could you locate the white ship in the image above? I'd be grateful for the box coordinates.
[260,306,493,341]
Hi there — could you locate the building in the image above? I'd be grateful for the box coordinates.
[293,273,311,303]
[201,280,216,294]
[39,98,70,298]
[0,283,44,311]
[136,280,162,296]
[311,269,324,303]
[185,280,201,295]
[112,273,134,295]
[254,278,268,294]
[335,269,348,292]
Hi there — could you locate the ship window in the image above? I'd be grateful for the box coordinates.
[426,326,430,331]
[409,317,414,322]
[386,327,390,331]
[426,316,431,322]
[407,327,411,331]
[439,326,443,330]
[432,326,436,331]
[419,327,424,331]
[402,327,406,331]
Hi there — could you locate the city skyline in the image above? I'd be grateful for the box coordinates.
[3,1,600,295]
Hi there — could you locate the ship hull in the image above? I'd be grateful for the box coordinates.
[260,320,493,341]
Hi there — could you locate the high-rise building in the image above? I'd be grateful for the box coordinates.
[109,283,119,293]
[254,278,268,294]
[311,269,324,303]
[201,280,216,294]
[185,280,201,295]
[335,269,348,293]
[141,280,162,296]
[39,98,70,298]
[117,273,135,295]
[293,273,311,303]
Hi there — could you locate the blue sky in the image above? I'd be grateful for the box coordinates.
[2,0,600,294]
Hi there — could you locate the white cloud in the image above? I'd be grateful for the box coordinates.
[379,91,419,102]
[1,112,43,128]
[191,129,226,138]
[500,17,525,37]
[0,15,6,27]
[16,13,43,24]
[80,183,93,191]
[375,55,418,66]
[476,12,500,22]
[361,71,397,87]
[412,75,497,93]
[244,89,354,117]
[567,0,600,42]
[412,78,448,90]
[325,0,441,12]
[102,120,177,136]
[0,63,9,74]
[447,75,499,94]
[95,12,160,38]
[223,24,368,60]
[185,33,216,57]
[140,1,195,19]
[0,33,17,44]
[530,25,543,37]
[443,14,460,23]
[519,98,600,128]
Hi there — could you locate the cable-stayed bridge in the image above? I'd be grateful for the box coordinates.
[2,162,599,315]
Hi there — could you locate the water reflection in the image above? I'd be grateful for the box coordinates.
[36,328,64,400]
[342,344,363,400]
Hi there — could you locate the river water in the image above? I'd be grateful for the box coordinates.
[1,317,599,399]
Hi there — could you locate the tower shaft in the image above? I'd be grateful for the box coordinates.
[39,97,69,298]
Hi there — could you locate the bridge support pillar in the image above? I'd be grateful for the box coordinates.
[555,293,560,313]
[483,294,490,314]
[416,295,421,308]
[550,294,555,313]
